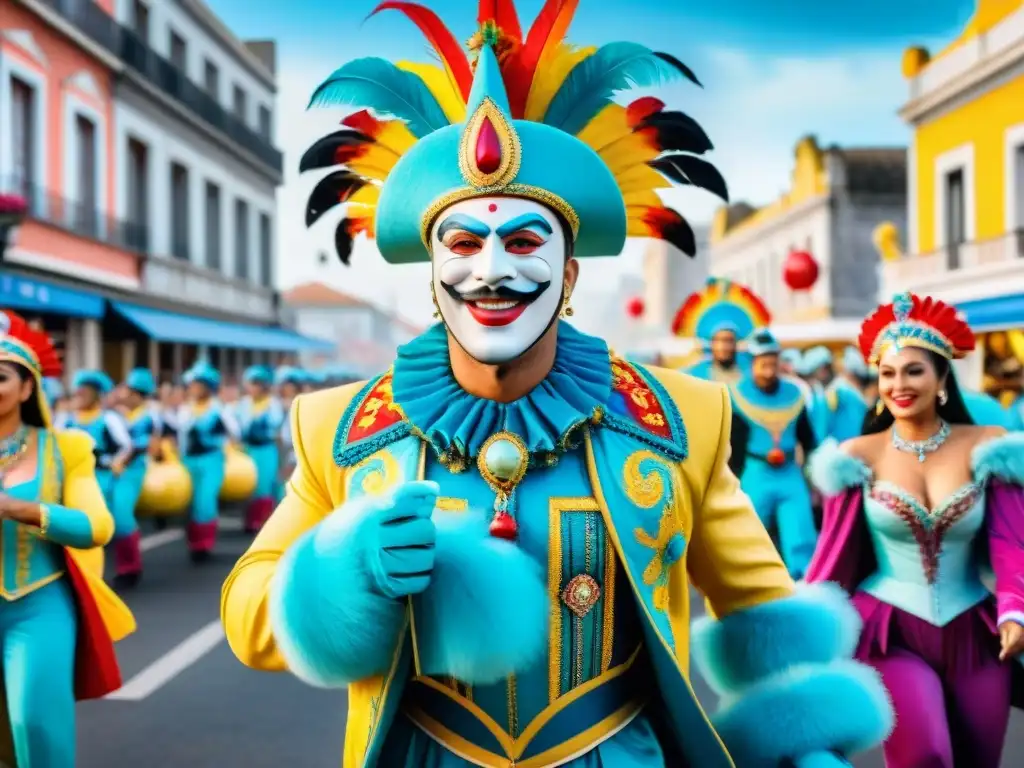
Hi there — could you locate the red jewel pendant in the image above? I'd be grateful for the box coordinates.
[489,510,518,540]
[475,117,502,174]
[766,447,786,467]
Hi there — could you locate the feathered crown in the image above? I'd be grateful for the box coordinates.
[0,310,62,379]
[858,292,975,365]
[671,277,771,343]
[301,0,728,265]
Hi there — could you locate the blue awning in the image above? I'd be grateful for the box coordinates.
[0,272,105,318]
[112,302,334,352]
[957,293,1024,331]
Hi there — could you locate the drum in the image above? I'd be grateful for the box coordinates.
[219,443,257,503]
[136,439,193,517]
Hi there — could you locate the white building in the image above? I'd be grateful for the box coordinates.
[708,136,906,348]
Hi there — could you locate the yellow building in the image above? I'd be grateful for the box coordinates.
[879,0,1024,389]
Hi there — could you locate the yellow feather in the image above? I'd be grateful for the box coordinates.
[348,185,381,207]
[374,120,418,156]
[616,164,671,195]
[627,217,655,237]
[622,189,662,208]
[600,134,659,176]
[346,146,399,182]
[524,44,596,122]
[576,105,630,151]
[397,61,466,124]
[346,204,376,236]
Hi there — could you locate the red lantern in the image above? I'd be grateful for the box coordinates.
[626,296,645,318]
[783,250,819,291]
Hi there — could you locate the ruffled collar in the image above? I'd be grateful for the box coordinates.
[391,321,611,467]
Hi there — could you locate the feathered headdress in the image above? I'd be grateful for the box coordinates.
[671,277,771,343]
[858,292,975,365]
[301,0,728,265]
[0,310,62,427]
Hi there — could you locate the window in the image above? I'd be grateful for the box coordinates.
[9,76,36,196]
[232,85,247,122]
[169,31,187,71]
[205,182,221,270]
[203,59,219,97]
[130,0,150,42]
[126,137,149,250]
[170,162,189,260]
[258,213,272,287]
[258,105,272,140]
[234,198,249,279]
[944,168,965,269]
[74,114,98,236]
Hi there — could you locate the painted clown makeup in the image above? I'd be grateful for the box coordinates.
[431,196,566,364]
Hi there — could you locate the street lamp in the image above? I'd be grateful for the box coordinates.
[0,194,28,261]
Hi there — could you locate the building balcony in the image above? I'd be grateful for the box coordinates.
[142,257,276,320]
[35,0,283,176]
[881,231,1024,302]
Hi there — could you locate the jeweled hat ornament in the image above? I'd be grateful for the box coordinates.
[0,310,63,429]
[299,0,730,266]
[858,291,975,365]
[671,277,771,346]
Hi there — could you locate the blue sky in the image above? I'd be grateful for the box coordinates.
[207,0,977,325]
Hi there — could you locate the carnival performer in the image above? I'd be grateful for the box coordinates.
[110,368,162,586]
[237,365,284,533]
[826,346,874,443]
[798,345,834,441]
[62,370,133,514]
[180,360,239,561]
[221,4,891,766]
[0,310,135,766]
[807,291,1024,768]
[674,277,769,383]
[780,347,802,377]
[729,329,819,578]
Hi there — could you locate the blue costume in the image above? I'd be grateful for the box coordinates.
[825,347,872,443]
[962,388,1016,429]
[222,5,892,766]
[797,346,834,442]
[674,277,770,385]
[180,361,238,558]
[729,331,819,578]
[238,365,285,532]
[110,368,162,582]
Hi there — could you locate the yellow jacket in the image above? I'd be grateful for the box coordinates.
[222,366,794,767]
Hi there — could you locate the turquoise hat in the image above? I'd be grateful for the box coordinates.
[73,369,114,395]
[800,345,834,375]
[747,329,782,358]
[243,365,274,386]
[274,366,306,387]
[125,368,157,396]
[842,346,868,379]
[300,3,727,265]
[182,360,220,391]
[780,348,803,367]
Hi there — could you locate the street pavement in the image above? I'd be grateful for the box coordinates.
[77,513,1024,767]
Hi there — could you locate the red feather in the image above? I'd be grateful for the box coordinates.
[627,97,665,126]
[512,0,580,116]
[342,109,384,138]
[1,310,62,378]
[478,0,522,40]
[858,293,975,362]
[370,2,473,99]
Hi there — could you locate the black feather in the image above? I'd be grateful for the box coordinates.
[658,208,697,257]
[641,111,713,154]
[334,219,358,266]
[306,171,370,228]
[298,130,372,173]
[654,52,701,87]
[649,154,729,202]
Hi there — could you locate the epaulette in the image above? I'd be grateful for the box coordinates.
[332,371,411,467]
[603,359,687,460]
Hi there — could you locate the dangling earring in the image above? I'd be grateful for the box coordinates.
[938,390,948,406]
[430,282,442,321]
[561,287,574,318]
[875,399,885,416]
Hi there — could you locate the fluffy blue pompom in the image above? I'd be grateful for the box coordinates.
[414,511,548,686]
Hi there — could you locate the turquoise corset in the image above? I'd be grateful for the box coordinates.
[127,408,157,454]
[239,399,281,445]
[861,482,989,626]
[730,378,805,456]
[181,406,228,455]
[415,452,644,740]
[1,432,64,600]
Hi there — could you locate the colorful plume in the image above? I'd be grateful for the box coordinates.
[672,278,771,341]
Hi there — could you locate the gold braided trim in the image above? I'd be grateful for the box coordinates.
[420,184,581,251]
[458,98,521,189]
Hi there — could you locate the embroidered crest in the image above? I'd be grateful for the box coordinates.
[603,359,687,460]
[334,372,411,467]
[610,360,672,439]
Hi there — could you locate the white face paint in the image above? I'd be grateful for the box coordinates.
[431,196,566,364]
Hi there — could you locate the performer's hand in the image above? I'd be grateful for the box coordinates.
[999,621,1024,661]
[360,480,439,600]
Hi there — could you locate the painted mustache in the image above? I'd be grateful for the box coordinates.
[442,282,551,304]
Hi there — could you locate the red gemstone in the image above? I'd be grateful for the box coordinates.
[488,203,498,212]
[475,117,502,174]
[766,447,786,467]
[489,511,518,540]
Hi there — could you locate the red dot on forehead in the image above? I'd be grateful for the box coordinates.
[488,203,498,212]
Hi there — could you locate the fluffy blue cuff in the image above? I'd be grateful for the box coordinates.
[806,439,871,496]
[713,660,893,767]
[415,512,548,686]
[692,583,862,695]
[972,432,1024,485]
[268,499,405,689]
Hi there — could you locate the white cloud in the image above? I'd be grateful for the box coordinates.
[273,46,913,329]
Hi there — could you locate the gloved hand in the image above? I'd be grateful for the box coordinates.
[358,480,439,600]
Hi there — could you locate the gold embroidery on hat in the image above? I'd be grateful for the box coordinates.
[459,98,521,189]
